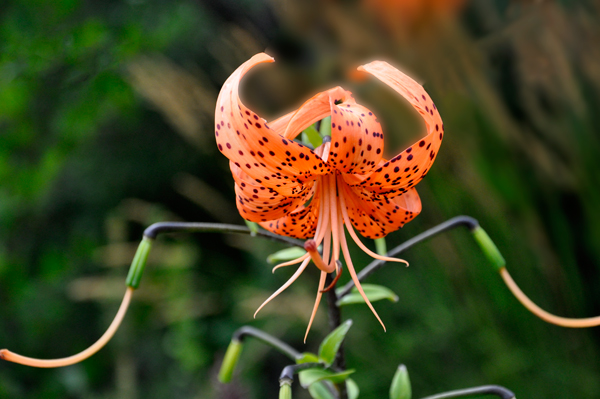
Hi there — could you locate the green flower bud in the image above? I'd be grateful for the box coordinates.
[218,339,243,383]
[279,379,292,399]
[472,226,506,271]
[126,236,153,289]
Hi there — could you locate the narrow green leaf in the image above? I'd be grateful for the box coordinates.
[389,364,411,399]
[296,352,320,364]
[375,237,387,256]
[303,124,323,148]
[299,368,356,388]
[267,247,307,264]
[318,319,353,366]
[346,378,360,399]
[336,284,399,307]
[308,381,336,399]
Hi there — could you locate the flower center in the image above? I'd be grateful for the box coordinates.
[254,137,410,341]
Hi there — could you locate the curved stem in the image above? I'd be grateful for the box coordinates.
[419,384,515,399]
[337,216,478,298]
[143,222,305,248]
[279,362,325,383]
[232,326,301,361]
[0,287,133,368]
[501,267,600,328]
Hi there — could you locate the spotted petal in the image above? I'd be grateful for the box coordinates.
[350,61,444,199]
[231,162,315,223]
[339,179,421,239]
[329,101,384,175]
[258,186,321,239]
[270,87,385,175]
[215,53,330,198]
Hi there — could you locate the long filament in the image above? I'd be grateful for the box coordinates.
[337,179,408,265]
[304,212,333,342]
[304,271,327,342]
[254,257,311,317]
[338,208,386,331]
[0,287,134,368]
[328,174,341,263]
[321,261,342,293]
[500,267,600,328]
[272,253,310,272]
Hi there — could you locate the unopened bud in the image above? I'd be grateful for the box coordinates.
[218,339,243,383]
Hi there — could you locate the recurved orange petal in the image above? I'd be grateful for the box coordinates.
[351,61,444,199]
[215,53,329,198]
[278,89,342,140]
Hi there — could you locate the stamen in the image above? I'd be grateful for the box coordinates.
[314,140,331,163]
[305,240,334,273]
[321,260,343,293]
[304,271,327,343]
[254,257,311,318]
[328,174,341,262]
[309,178,329,248]
[337,179,408,265]
[304,220,333,341]
[0,287,134,368]
[272,253,310,273]
[338,216,386,331]
[500,267,600,328]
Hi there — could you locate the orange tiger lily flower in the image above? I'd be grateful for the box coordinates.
[215,53,443,340]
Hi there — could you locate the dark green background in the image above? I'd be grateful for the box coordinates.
[1,0,600,398]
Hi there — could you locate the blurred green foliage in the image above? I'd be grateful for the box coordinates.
[1,0,600,398]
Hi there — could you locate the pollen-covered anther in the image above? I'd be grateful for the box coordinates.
[304,239,335,273]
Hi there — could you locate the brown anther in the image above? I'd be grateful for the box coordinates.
[321,261,343,293]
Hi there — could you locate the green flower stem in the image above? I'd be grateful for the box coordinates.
[374,237,387,256]
[279,362,325,382]
[232,326,301,361]
[278,363,326,399]
[337,216,479,298]
[418,385,515,399]
[245,220,259,236]
[143,221,304,247]
[325,273,348,399]
[125,222,305,289]
[218,339,244,383]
